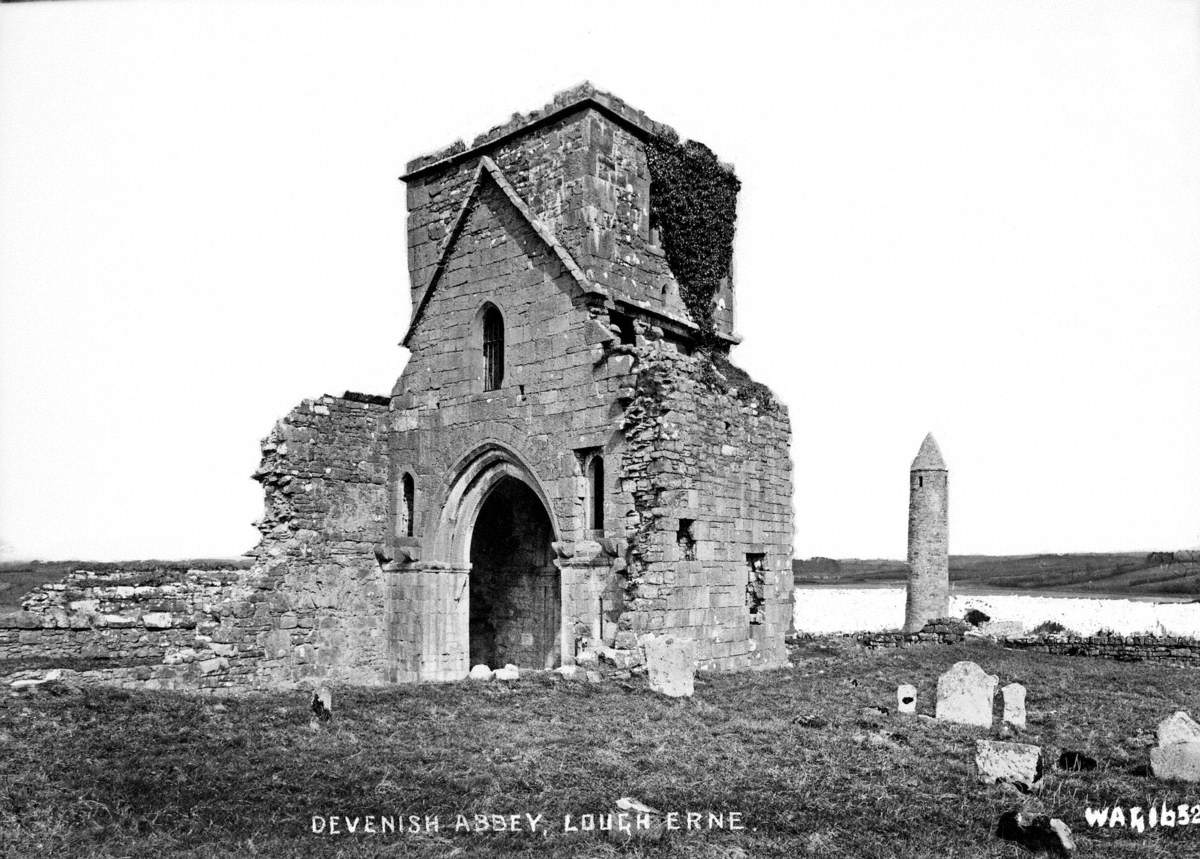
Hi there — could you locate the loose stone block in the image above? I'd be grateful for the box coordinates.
[643,635,696,697]
[468,664,493,681]
[897,684,917,714]
[493,664,520,681]
[935,661,998,728]
[1001,682,1027,729]
[975,739,1042,785]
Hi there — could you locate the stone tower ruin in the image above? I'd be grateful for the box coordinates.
[245,85,794,685]
[904,433,949,632]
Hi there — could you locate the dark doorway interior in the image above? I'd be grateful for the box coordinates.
[468,477,560,670]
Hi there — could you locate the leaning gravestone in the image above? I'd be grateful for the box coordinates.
[643,635,697,697]
[935,661,998,728]
[1002,683,1027,729]
[1150,711,1200,782]
[897,684,917,714]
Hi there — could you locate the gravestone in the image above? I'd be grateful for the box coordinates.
[897,684,917,715]
[976,739,1042,785]
[468,664,493,681]
[1150,711,1200,782]
[1002,682,1027,729]
[935,661,998,728]
[643,635,697,697]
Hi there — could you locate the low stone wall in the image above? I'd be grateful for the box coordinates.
[856,619,969,648]
[848,621,1200,669]
[0,566,266,691]
[1001,632,1200,666]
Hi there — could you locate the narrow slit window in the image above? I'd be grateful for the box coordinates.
[746,553,766,623]
[482,306,504,391]
[402,473,415,537]
[588,455,604,532]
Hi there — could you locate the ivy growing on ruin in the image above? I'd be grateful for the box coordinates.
[645,137,740,347]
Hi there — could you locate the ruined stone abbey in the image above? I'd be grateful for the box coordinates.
[1,86,793,690]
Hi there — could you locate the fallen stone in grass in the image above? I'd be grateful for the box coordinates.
[468,664,493,681]
[554,665,580,679]
[1056,750,1097,772]
[493,664,519,681]
[897,684,916,714]
[10,678,45,693]
[976,739,1043,785]
[936,661,998,728]
[792,713,829,729]
[994,811,1075,856]
[1002,682,1027,730]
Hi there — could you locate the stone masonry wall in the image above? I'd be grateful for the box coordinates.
[248,394,391,685]
[618,348,793,671]
[403,89,701,336]
[2,394,392,693]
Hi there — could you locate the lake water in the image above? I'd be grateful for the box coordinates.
[793,585,1200,637]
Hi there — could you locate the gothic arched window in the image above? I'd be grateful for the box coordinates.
[482,305,504,391]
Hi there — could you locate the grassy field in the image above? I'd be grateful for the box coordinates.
[794,553,1200,597]
[3,641,1199,857]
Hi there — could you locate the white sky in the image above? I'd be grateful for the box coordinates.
[1,0,1198,562]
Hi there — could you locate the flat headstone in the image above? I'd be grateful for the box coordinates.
[897,684,917,715]
[976,739,1042,785]
[1002,683,1027,729]
[936,661,998,728]
[468,664,493,681]
[643,635,696,697]
[493,664,519,681]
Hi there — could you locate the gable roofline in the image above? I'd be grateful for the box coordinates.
[400,85,676,182]
[400,157,606,348]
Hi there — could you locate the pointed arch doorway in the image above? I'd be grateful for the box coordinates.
[467,476,560,669]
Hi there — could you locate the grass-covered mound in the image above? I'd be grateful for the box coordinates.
[1,642,1195,857]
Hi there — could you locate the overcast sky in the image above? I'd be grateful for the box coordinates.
[1,0,1198,562]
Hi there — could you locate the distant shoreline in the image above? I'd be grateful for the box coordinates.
[793,581,1200,604]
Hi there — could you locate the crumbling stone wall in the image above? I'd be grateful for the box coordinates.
[618,348,793,670]
[0,568,254,676]
[248,394,391,685]
[1,394,393,691]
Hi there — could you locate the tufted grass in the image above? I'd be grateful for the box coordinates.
[2,640,1198,857]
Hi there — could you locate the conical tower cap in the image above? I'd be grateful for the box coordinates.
[910,433,947,471]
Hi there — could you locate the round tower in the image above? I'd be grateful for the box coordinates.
[904,433,949,633]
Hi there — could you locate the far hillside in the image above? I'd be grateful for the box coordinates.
[793,551,1200,597]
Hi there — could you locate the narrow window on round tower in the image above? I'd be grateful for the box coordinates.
[918,476,924,488]
[401,473,415,537]
[482,306,504,391]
